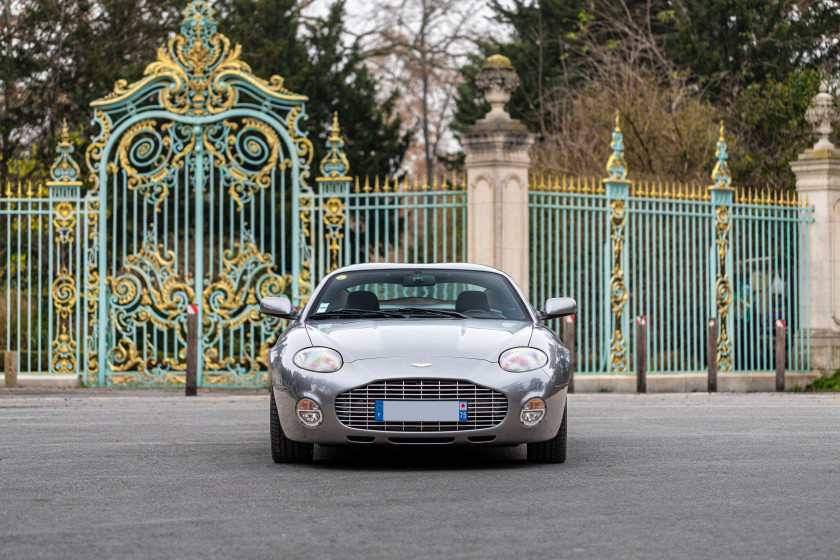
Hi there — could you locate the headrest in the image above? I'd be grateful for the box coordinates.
[346,290,380,311]
[455,290,490,313]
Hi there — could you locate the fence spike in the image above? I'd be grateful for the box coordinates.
[432,175,438,191]
[354,176,360,193]
[363,175,371,193]
[553,176,560,192]
[373,176,380,193]
[17,182,22,197]
[383,176,391,192]
[26,181,33,197]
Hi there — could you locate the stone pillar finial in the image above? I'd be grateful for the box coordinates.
[805,81,839,151]
[475,55,520,121]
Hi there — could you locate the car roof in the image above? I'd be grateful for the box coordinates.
[332,262,506,274]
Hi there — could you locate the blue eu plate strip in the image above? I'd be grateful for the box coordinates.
[375,400,384,421]
[459,401,468,421]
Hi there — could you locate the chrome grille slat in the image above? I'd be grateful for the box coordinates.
[335,379,508,432]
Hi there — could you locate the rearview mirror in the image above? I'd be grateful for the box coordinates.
[402,273,436,287]
[260,296,296,318]
[542,297,576,319]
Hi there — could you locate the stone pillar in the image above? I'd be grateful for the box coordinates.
[790,82,840,372]
[463,55,535,293]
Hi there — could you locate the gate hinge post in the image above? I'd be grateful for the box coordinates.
[709,121,735,373]
[603,110,631,374]
[315,113,351,279]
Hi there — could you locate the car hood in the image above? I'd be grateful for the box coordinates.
[304,319,533,362]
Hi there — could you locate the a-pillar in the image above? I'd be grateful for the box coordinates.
[790,82,840,373]
[463,55,535,293]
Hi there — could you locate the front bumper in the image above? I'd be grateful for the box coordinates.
[271,356,567,445]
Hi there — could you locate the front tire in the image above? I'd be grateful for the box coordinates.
[527,404,567,463]
[270,390,314,463]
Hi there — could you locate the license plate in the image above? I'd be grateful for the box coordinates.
[375,400,468,422]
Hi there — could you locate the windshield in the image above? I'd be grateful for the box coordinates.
[306,268,531,321]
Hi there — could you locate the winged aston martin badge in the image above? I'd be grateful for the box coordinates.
[410,363,432,368]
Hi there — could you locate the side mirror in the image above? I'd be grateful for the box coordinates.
[260,296,296,318]
[542,297,576,319]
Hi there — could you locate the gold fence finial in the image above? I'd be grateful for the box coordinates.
[710,120,732,189]
[605,110,628,180]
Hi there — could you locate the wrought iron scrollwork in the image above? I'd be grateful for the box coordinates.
[714,205,733,371]
[324,198,345,272]
[608,199,629,372]
[106,229,195,380]
[201,231,290,379]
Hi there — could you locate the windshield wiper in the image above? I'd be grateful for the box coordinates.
[392,307,470,319]
[308,308,409,320]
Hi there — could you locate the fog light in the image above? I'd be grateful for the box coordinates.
[520,398,546,427]
[296,398,323,427]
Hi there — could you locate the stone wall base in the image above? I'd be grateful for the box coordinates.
[810,329,840,373]
[573,372,823,393]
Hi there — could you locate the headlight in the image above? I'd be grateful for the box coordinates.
[499,347,548,372]
[293,347,343,372]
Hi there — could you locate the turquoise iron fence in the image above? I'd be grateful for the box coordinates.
[0,3,817,385]
[529,120,814,374]
[310,176,467,281]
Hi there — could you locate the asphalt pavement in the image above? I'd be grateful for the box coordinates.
[1,391,838,559]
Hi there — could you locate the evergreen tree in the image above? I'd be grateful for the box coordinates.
[1,0,409,185]
[214,0,411,177]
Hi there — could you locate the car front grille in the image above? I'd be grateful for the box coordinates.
[335,379,508,432]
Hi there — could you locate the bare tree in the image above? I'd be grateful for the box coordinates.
[531,0,719,184]
[351,0,482,176]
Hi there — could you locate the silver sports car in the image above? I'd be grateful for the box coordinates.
[260,263,576,464]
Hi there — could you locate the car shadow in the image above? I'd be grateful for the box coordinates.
[309,443,531,471]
